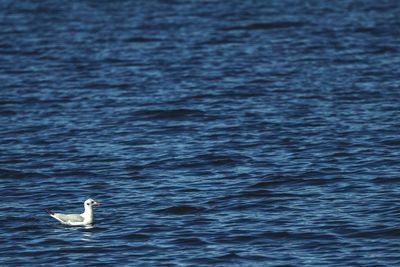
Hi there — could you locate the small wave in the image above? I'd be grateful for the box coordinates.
[192,252,244,265]
[237,189,272,198]
[372,176,400,184]
[219,91,266,98]
[381,139,400,146]
[195,153,249,167]
[370,46,397,55]
[53,170,98,178]
[34,238,72,246]
[230,234,258,242]
[157,205,206,215]
[249,174,330,188]
[0,110,17,116]
[199,37,240,46]
[126,164,146,171]
[353,26,380,35]
[221,21,305,31]
[215,252,242,260]
[345,227,400,238]
[171,237,208,245]
[175,160,206,169]
[123,233,150,241]
[123,37,161,43]
[134,108,204,120]
[0,168,47,179]
[12,224,42,231]
[249,180,289,188]
[262,230,336,240]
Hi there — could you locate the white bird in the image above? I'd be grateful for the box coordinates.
[46,198,101,226]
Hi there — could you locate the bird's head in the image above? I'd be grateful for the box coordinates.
[84,198,101,207]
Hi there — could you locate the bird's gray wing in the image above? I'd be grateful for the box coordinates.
[52,213,84,224]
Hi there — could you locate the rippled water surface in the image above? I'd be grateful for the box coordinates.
[1,0,400,266]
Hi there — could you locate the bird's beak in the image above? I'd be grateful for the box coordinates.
[94,201,102,206]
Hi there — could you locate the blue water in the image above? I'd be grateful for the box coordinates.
[1,0,400,266]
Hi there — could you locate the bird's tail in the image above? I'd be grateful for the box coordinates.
[45,209,54,215]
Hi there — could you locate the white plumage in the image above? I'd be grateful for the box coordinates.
[46,198,101,226]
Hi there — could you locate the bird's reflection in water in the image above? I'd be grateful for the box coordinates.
[81,225,94,241]
[84,224,94,230]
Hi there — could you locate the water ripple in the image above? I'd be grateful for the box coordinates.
[1,0,400,266]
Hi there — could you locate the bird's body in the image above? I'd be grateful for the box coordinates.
[46,198,101,226]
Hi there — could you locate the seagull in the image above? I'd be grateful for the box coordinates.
[46,198,101,226]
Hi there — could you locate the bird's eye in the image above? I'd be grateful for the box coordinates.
[87,203,90,205]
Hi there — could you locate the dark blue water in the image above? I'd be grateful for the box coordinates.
[1,0,400,266]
